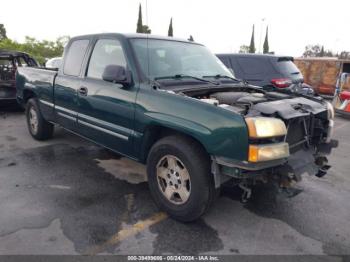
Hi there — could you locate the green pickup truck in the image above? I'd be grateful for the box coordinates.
[16,33,337,221]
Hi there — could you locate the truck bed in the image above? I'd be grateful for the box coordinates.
[16,67,58,105]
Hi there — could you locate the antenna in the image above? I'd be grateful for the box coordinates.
[145,0,150,83]
[145,0,149,26]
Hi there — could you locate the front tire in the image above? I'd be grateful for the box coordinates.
[147,135,216,222]
[26,98,54,140]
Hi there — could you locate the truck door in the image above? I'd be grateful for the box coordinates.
[77,37,137,157]
[54,39,90,131]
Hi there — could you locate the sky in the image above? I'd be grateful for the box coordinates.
[1,0,349,56]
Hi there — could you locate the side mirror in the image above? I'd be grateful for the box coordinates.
[102,65,132,87]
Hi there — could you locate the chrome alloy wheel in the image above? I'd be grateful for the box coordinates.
[29,106,39,134]
[156,155,191,205]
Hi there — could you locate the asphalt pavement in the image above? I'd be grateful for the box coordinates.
[0,108,349,255]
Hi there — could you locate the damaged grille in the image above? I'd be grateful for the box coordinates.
[285,117,310,153]
[285,114,327,154]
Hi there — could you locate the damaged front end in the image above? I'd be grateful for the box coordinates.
[210,94,338,201]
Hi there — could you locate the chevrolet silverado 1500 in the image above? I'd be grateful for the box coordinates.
[16,33,337,221]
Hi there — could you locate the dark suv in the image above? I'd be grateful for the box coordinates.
[216,53,311,93]
[0,50,38,104]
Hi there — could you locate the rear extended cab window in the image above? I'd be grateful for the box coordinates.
[63,39,90,76]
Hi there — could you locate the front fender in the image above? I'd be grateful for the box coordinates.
[135,87,249,161]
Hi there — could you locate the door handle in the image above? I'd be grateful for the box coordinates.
[78,86,88,96]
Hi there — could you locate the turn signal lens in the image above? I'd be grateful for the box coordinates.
[245,117,287,138]
[248,143,290,162]
[248,145,259,162]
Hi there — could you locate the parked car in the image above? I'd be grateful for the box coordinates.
[45,57,62,69]
[0,50,38,104]
[16,33,337,221]
[216,53,313,94]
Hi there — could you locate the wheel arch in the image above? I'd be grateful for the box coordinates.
[139,124,210,164]
[22,88,37,105]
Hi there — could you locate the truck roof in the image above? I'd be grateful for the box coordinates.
[69,33,201,45]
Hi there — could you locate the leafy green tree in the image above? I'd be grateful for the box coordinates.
[303,44,322,57]
[263,26,269,54]
[168,18,173,37]
[188,35,194,42]
[239,45,250,53]
[136,4,143,33]
[0,36,69,64]
[249,25,255,53]
[0,24,7,41]
[142,25,151,34]
[303,44,338,57]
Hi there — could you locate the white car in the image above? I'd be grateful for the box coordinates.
[45,57,62,69]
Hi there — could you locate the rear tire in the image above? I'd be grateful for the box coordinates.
[147,135,217,222]
[26,98,54,140]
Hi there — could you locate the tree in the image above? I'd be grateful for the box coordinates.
[263,26,269,54]
[320,46,325,57]
[302,44,337,58]
[339,51,350,60]
[188,35,194,42]
[239,45,250,53]
[136,4,143,33]
[0,36,69,64]
[0,24,7,41]
[168,18,173,37]
[142,25,151,34]
[303,44,322,57]
[249,25,255,53]
[136,3,151,34]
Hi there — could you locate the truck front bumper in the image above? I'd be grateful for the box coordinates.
[211,139,338,188]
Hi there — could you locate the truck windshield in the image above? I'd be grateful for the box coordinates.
[130,39,233,81]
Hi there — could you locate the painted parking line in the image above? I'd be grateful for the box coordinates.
[85,212,168,255]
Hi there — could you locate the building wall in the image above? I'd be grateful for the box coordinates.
[294,58,350,95]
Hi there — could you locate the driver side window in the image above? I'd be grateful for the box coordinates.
[87,39,127,79]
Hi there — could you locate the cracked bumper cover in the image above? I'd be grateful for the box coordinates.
[211,139,338,187]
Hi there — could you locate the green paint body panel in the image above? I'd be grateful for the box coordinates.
[16,33,249,163]
[134,85,248,161]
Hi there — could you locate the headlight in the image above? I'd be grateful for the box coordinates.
[325,101,335,120]
[248,143,290,162]
[245,117,287,138]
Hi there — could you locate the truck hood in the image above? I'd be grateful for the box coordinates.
[251,97,326,119]
[173,83,327,120]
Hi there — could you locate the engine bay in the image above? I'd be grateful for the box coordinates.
[171,85,331,152]
[179,86,327,119]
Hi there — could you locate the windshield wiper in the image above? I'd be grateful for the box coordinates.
[203,74,241,82]
[154,74,220,85]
